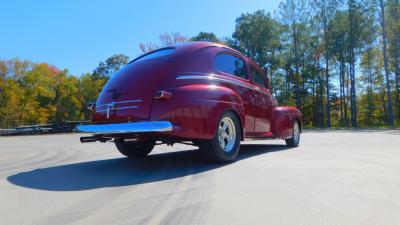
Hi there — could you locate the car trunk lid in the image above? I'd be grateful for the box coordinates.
[92,60,174,123]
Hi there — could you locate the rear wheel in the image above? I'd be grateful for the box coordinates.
[115,140,155,158]
[199,111,241,163]
[285,120,300,147]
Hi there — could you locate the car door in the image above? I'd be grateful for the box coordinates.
[249,64,273,134]
[214,52,255,135]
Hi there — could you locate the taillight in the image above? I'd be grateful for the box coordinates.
[154,90,172,100]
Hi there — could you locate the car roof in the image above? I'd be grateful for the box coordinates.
[176,41,266,73]
[132,41,264,73]
[173,41,246,57]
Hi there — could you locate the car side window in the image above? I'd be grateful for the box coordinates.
[215,53,247,79]
[250,66,267,89]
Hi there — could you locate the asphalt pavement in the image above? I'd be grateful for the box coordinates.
[1,130,399,225]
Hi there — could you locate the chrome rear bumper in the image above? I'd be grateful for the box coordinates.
[76,121,173,134]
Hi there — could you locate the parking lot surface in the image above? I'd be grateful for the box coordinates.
[1,130,399,225]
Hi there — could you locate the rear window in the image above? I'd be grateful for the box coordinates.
[131,48,175,63]
[215,53,247,79]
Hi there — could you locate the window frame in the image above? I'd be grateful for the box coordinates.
[214,51,249,81]
[128,47,175,64]
[249,64,269,90]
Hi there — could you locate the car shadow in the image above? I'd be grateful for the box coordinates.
[7,144,291,191]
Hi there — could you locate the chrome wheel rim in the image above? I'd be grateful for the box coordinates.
[293,121,300,144]
[218,117,236,152]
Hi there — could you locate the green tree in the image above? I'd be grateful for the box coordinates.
[0,61,7,78]
[47,71,83,122]
[0,79,24,128]
[330,11,350,126]
[347,0,376,127]
[359,47,385,125]
[310,0,343,127]
[92,54,129,80]
[233,10,282,69]
[387,0,400,123]
[379,0,395,126]
[279,0,309,110]
[78,73,107,120]
[20,63,61,124]
[0,59,32,80]
[191,32,219,42]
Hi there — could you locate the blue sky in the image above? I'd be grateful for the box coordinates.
[1,0,280,75]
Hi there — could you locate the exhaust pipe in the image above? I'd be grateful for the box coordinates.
[80,136,111,143]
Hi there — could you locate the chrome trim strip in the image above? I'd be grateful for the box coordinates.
[76,121,173,134]
[96,99,142,108]
[112,99,142,104]
[96,106,139,113]
[114,106,139,110]
[176,74,270,95]
[177,74,253,89]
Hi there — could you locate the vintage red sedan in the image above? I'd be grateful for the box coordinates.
[78,42,302,162]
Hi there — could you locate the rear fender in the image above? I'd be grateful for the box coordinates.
[150,83,245,139]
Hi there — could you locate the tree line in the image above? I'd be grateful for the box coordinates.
[0,0,399,128]
[238,0,399,128]
[0,56,129,128]
[201,0,399,128]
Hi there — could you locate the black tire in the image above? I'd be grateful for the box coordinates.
[199,111,241,163]
[285,120,300,147]
[115,140,155,158]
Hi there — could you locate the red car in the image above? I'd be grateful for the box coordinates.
[78,42,302,163]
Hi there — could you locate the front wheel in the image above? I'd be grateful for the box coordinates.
[285,120,300,147]
[199,111,241,163]
[115,140,155,158]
